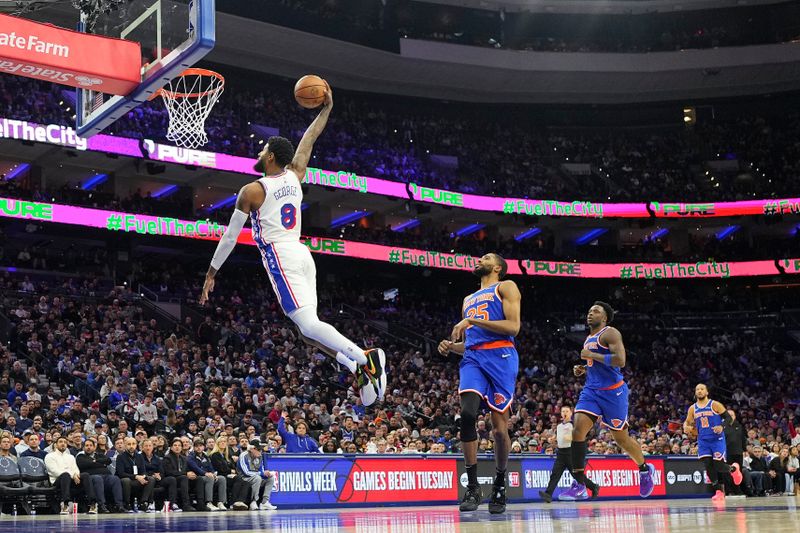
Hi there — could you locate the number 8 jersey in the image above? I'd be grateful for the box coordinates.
[462,283,514,348]
[251,169,316,315]
[251,170,302,244]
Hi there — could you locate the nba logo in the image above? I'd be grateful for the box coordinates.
[508,472,520,488]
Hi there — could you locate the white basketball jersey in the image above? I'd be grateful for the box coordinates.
[251,169,303,244]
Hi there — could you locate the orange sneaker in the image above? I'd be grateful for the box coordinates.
[730,463,743,486]
[711,490,725,502]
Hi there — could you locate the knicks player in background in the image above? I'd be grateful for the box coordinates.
[683,383,743,502]
[561,301,656,501]
[199,87,386,405]
[438,253,521,514]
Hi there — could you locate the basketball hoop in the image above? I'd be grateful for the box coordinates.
[154,68,224,149]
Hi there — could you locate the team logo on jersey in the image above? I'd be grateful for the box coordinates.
[611,419,624,428]
[493,393,507,406]
[713,451,724,460]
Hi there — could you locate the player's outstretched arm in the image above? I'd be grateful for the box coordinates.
[200,183,260,305]
[288,88,333,180]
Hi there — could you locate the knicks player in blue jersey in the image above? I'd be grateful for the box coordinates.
[683,383,743,502]
[438,253,521,515]
[561,301,656,501]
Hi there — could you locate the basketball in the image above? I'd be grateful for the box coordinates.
[294,75,329,109]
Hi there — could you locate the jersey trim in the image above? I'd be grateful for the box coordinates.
[494,283,503,302]
[599,380,624,391]
[594,326,611,349]
[469,340,515,351]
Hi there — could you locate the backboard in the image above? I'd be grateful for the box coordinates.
[75,0,215,138]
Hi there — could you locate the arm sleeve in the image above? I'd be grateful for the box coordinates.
[210,209,249,271]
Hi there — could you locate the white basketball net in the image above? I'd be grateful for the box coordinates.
[157,69,224,149]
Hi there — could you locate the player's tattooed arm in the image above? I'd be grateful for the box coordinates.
[683,404,696,436]
[580,327,626,367]
[289,87,333,180]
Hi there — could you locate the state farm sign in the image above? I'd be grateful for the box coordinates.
[0,14,140,95]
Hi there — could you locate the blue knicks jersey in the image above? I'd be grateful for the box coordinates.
[694,401,723,441]
[463,283,513,348]
[583,326,624,390]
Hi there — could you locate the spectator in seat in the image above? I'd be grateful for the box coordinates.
[141,438,177,513]
[135,395,158,436]
[749,446,769,496]
[768,448,789,495]
[76,437,125,513]
[278,412,320,453]
[187,438,226,511]
[0,433,16,462]
[210,435,247,510]
[162,438,195,511]
[45,436,98,514]
[236,441,276,511]
[21,433,47,460]
[115,436,153,512]
[786,447,798,496]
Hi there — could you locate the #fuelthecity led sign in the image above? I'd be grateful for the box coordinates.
[1,197,798,280]
[2,118,799,219]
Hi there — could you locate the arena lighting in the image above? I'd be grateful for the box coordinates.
[4,163,30,180]
[392,219,421,232]
[329,211,372,229]
[80,173,108,190]
[645,228,669,242]
[152,185,178,199]
[207,194,237,211]
[715,225,740,240]
[452,223,485,237]
[514,228,542,242]
[683,107,696,125]
[575,228,608,245]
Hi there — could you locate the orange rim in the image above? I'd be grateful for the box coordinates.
[153,68,225,99]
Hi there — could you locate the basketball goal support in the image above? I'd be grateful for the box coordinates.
[76,0,216,139]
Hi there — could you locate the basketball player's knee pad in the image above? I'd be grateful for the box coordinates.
[460,392,482,443]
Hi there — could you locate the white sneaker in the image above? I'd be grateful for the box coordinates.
[260,501,277,511]
[146,502,156,513]
[207,503,219,511]
[215,502,227,511]
[249,501,259,511]
[60,502,70,515]
[171,503,183,512]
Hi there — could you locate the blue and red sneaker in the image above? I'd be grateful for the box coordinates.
[558,481,589,501]
[639,463,656,498]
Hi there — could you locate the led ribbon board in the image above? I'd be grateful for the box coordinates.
[1,118,799,219]
[1,197,798,279]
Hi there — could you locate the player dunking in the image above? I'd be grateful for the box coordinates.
[561,301,656,500]
[683,383,743,502]
[199,87,386,405]
[438,253,521,514]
